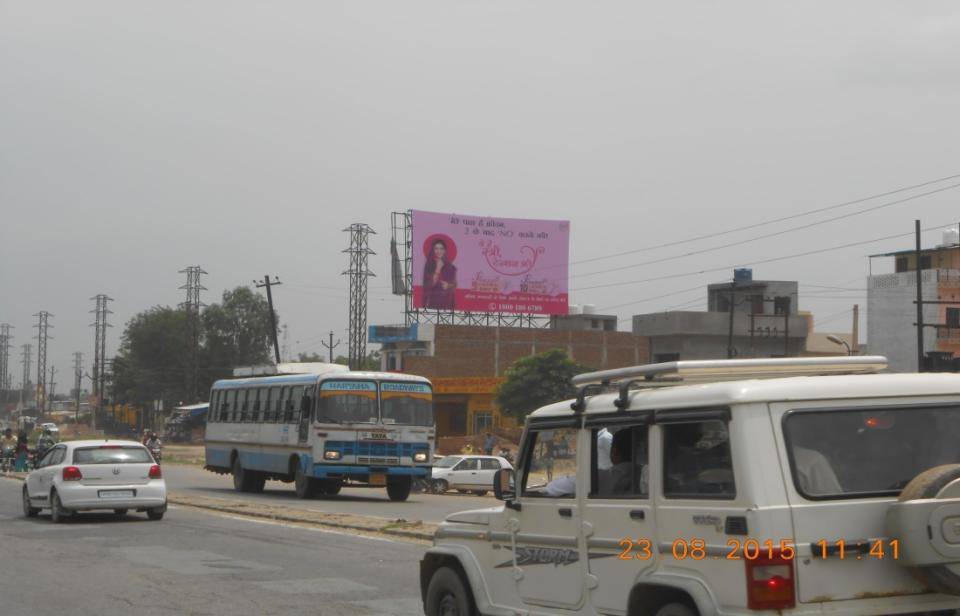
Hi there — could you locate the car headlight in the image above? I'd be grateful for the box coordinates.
[413,451,429,463]
[324,450,341,460]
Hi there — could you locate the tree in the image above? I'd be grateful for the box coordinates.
[333,350,381,371]
[202,287,276,386]
[496,349,591,420]
[112,306,189,406]
[297,352,324,362]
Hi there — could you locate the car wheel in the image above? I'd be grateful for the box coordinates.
[654,603,697,616]
[433,479,449,494]
[294,465,317,499]
[146,507,165,521]
[50,491,70,524]
[22,486,39,518]
[113,509,128,515]
[425,566,475,616]
[386,476,412,502]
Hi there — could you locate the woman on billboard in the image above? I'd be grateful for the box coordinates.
[423,238,457,309]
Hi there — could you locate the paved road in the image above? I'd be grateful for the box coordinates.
[164,463,496,524]
[0,477,428,616]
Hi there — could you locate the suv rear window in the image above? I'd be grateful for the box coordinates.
[73,446,153,464]
[784,405,960,499]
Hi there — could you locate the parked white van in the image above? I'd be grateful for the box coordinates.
[420,357,960,615]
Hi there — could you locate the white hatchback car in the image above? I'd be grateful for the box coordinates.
[23,439,167,523]
[432,455,513,496]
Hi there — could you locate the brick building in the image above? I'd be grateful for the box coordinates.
[370,321,649,440]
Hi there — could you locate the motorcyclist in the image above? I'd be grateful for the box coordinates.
[36,428,56,458]
[1,428,16,472]
[145,431,162,462]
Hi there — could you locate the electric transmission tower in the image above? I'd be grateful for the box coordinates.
[0,324,11,403]
[91,294,113,427]
[179,266,207,401]
[34,311,52,417]
[342,223,376,370]
[20,343,32,406]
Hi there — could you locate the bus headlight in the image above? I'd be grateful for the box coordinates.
[324,450,341,460]
[413,452,429,463]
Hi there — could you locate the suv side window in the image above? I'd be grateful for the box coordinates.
[480,458,501,471]
[521,427,579,498]
[589,424,649,498]
[662,420,735,499]
[455,458,479,471]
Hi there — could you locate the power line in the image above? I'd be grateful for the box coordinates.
[568,171,960,269]
[573,222,952,293]
[571,181,960,281]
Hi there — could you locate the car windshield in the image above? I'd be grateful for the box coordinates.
[784,404,960,498]
[380,382,433,427]
[434,456,462,468]
[317,380,378,423]
[73,446,153,464]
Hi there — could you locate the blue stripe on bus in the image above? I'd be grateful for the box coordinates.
[205,447,430,478]
[324,441,429,457]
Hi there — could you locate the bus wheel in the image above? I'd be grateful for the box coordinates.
[232,457,255,493]
[386,476,412,502]
[294,466,317,499]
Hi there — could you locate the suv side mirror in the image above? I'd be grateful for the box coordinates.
[494,468,519,509]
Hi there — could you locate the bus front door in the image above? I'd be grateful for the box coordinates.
[298,395,311,445]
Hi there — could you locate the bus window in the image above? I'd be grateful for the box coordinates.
[380,382,433,427]
[278,387,289,423]
[263,387,275,422]
[286,386,304,423]
[209,391,220,422]
[318,381,378,424]
[252,388,261,419]
[240,389,250,422]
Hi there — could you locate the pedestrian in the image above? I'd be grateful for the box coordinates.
[14,431,30,472]
[460,442,474,455]
[483,432,496,456]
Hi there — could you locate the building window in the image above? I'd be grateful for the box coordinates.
[948,308,960,329]
[774,296,791,315]
[750,295,764,314]
[896,257,908,273]
[474,412,493,434]
[386,354,398,371]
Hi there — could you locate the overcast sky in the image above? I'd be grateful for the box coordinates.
[3,1,960,389]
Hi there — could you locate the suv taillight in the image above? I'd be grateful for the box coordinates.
[62,466,83,481]
[148,465,162,479]
[746,550,795,610]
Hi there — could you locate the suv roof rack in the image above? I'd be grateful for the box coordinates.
[569,356,888,412]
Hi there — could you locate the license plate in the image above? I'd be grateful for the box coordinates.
[369,473,386,486]
[99,490,135,499]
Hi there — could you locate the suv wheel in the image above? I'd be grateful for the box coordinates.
[22,487,39,518]
[654,603,697,616]
[433,479,448,494]
[50,491,70,524]
[425,567,475,616]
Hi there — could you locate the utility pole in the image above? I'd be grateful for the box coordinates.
[20,344,31,408]
[73,352,83,423]
[179,266,207,401]
[321,331,341,363]
[34,311,52,418]
[254,275,283,365]
[343,224,376,370]
[0,324,11,405]
[852,304,860,355]
[916,220,925,372]
[91,294,113,431]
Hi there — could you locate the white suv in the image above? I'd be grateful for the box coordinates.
[420,357,960,615]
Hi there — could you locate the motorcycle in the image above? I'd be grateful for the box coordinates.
[1,449,14,473]
[148,445,162,464]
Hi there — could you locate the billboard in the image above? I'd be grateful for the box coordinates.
[411,210,570,315]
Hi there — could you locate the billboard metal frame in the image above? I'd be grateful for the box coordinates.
[391,210,551,329]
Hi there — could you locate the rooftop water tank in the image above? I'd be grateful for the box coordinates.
[568,304,581,315]
[943,228,960,247]
[734,268,753,283]
[582,304,596,315]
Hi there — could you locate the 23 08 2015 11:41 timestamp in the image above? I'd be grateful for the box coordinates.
[617,538,900,561]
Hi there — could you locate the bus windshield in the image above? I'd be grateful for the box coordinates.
[380,382,434,427]
[318,380,378,424]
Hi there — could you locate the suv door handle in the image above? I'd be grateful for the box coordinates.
[629,509,645,521]
[558,508,572,518]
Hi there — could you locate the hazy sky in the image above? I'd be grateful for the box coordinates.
[3,1,960,389]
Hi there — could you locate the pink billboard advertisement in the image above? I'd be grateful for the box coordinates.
[411,210,570,315]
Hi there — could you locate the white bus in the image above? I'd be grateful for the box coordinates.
[203,366,434,502]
